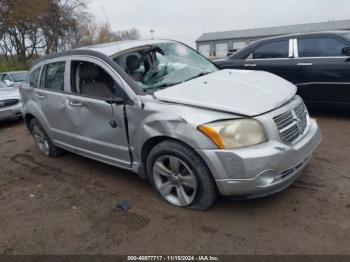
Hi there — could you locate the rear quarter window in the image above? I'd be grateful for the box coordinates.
[28,67,41,88]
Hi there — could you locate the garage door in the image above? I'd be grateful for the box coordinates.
[233,41,246,50]
[198,45,210,57]
[216,43,228,58]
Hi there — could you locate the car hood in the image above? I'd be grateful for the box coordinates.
[0,87,20,100]
[154,69,297,116]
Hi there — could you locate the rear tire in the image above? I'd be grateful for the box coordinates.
[29,118,63,157]
[147,140,217,210]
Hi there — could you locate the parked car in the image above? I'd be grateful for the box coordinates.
[215,31,350,108]
[0,71,28,87]
[20,40,321,210]
[0,80,22,121]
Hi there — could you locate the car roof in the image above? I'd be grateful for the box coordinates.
[254,30,350,43]
[79,39,174,57]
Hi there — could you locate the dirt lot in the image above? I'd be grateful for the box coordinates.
[0,110,349,255]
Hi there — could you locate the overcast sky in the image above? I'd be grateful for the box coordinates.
[88,0,350,47]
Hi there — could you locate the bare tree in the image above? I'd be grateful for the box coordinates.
[0,0,141,66]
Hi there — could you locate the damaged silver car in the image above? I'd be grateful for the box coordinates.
[20,40,322,210]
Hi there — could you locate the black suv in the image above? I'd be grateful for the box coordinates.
[215,31,350,108]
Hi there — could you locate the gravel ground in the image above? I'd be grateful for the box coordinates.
[0,110,349,255]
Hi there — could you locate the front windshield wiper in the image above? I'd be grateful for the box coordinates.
[183,71,212,83]
[143,72,213,92]
[143,82,180,92]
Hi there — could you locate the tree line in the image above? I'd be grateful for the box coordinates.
[0,0,140,68]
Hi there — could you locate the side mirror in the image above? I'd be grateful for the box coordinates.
[4,80,14,87]
[342,47,350,56]
[105,97,124,105]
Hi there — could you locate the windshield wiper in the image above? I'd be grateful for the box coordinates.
[183,72,211,83]
[143,82,181,92]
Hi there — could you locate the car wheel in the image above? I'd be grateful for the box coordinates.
[29,118,63,157]
[147,140,217,210]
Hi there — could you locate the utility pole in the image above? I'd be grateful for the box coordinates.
[150,29,155,39]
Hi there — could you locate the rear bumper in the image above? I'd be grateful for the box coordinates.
[0,103,22,121]
[197,118,322,198]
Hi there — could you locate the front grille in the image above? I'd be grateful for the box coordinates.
[0,99,19,108]
[274,102,309,144]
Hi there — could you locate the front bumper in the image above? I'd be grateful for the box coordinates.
[0,103,22,121]
[197,118,322,198]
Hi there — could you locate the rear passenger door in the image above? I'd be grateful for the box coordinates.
[295,36,350,104]
[62,58,131,168]
[37,60,71,143]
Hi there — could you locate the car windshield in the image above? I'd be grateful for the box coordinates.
[115,42,217,91]
[11,72,28,82]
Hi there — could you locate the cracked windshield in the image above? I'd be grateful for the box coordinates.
[116,42,217,91]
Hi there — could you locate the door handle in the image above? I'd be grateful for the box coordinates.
[35,94,46,99]
[297,62,313,66]
[68,100,83,107]
[244,64,257,67]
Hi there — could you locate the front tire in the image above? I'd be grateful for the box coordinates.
[29,118,63,157]
[147,140,217,210]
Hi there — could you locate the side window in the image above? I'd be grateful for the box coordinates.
[252,40,289,59]
[298,37,347,57]
[28,67,41,88]
[70,61,122,99]
[41,62,65,91]
[3,74,11,82]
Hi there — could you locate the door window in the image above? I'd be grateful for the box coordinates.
[41,62,66,91]
[298,37,347,57]
[70,61,122,99]
[28,67,41,88]
[252,40,289,59]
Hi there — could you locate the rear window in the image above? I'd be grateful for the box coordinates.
[28,68,41,88]
[298,37,347,57]
[252,40,289,59]
[40,62,66,91]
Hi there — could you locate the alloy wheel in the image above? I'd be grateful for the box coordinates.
[32,125,50,155]
[152,155,198,207]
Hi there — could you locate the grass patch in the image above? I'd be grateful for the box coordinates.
[0,56,28,72]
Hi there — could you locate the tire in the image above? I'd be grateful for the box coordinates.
[29,118,63,157]
[147,140,217,210]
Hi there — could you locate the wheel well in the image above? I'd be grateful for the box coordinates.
[24,114,35,128]
[141,136,169,168]
[141,136,197,169]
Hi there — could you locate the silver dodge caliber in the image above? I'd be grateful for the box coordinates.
[21,40,322,210]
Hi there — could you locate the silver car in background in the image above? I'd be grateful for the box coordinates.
[0,71,28,87]
[20,40,322,210]
[0,81,22,121]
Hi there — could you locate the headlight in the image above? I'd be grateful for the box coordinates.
[198,119,267,149]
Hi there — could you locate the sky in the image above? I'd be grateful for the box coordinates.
[88,0,350,47]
